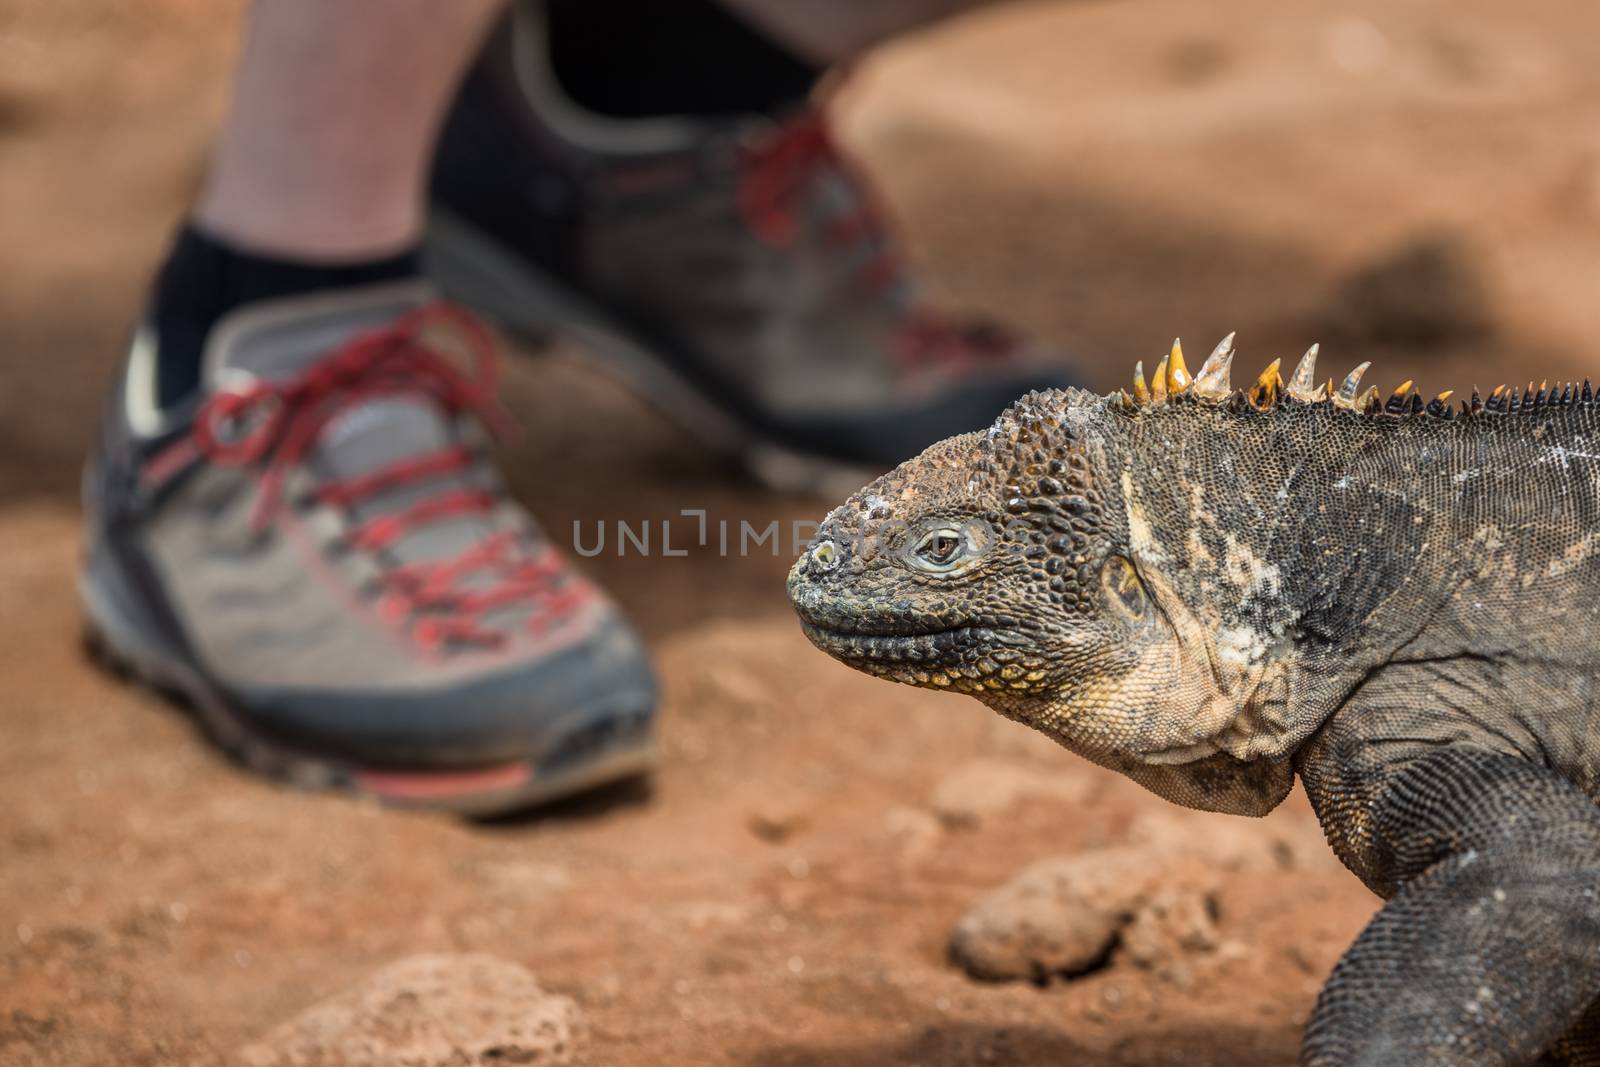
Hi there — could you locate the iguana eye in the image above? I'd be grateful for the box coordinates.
[1102,555,1149,620]
[911,527,968,573]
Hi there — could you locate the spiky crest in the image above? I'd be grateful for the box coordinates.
[1112,333,1597,422]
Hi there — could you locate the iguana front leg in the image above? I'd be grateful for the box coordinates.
[1300,748,1600,1066]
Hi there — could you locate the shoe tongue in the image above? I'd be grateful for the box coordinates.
[202,280,437,386]
[204,281,491,566]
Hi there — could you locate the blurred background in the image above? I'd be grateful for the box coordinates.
[3,0,1598,1064]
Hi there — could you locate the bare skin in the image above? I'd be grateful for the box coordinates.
[193,0,1006,261]
[195,0,505,260]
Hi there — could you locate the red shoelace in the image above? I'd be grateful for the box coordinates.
[193,303,581,652]
[737,111,1020,372]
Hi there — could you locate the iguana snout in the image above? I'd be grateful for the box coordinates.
[787,501,1023,684]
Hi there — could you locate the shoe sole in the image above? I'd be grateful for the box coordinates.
[78,540,656,818]
[426,209,881,499]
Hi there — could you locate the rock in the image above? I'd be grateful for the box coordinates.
[1121,886,1221,989]
[747,791,809,844]
[238,953,586,1067]
[883,805,943,864]
[929,759,1091,830]
[948,798,1334,985]
[949,848,1151,981]
[949,837,1238,985]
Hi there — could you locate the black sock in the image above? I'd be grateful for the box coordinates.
[546,0,820,120]
[150,225,421,407]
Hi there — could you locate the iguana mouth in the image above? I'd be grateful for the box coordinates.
[799,619,967,656]
[798,620,1024,667]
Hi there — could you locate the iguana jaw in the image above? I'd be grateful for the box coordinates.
[797,619,973,679]
[788,553,1038,689]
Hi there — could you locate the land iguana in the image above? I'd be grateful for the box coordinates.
[787,336,1600,1066]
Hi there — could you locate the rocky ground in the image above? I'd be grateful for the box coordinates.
[5,0,1600,1063]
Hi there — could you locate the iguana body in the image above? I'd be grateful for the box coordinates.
[787,336,1600,1066]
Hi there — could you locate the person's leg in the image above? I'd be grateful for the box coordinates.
[85,0,658,816]
[152,0,502,407]
[198,0,505,259]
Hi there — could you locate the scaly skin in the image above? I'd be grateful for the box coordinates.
[787,337,1600,1066]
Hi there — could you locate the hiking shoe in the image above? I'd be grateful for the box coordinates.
[428,4,1077,490]
[80,281,657,815]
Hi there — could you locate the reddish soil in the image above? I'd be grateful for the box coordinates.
[5,1,1600,1063]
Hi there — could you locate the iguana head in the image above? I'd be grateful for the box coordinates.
[787,336,1407,814]
[786,379,1211,760]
